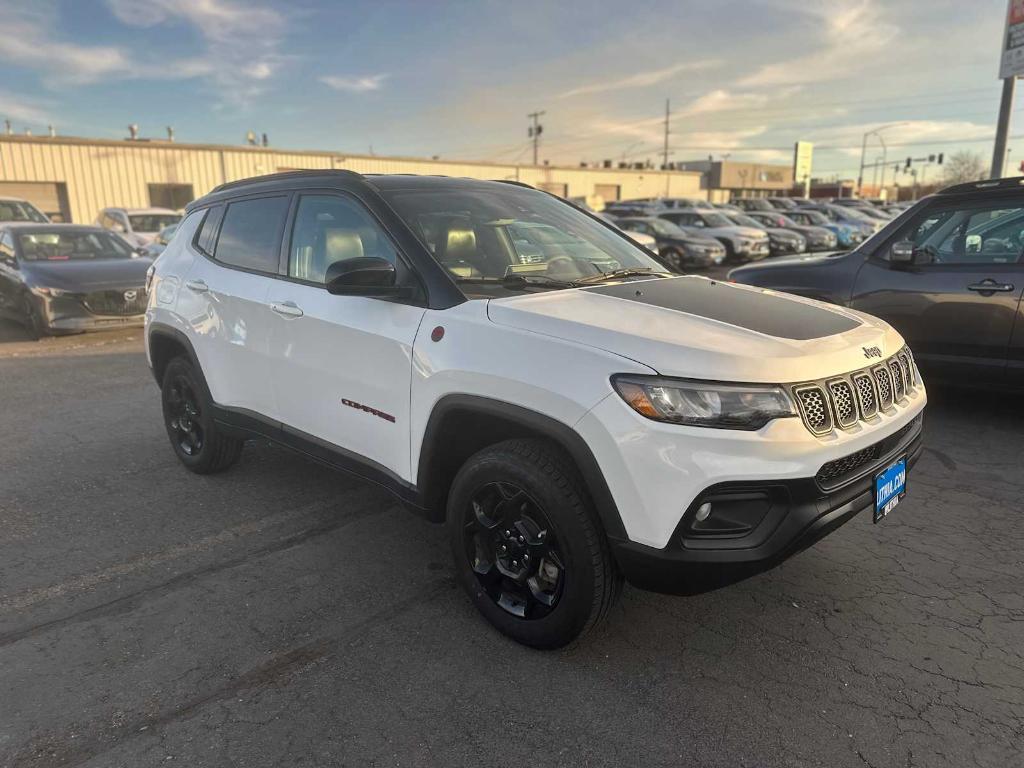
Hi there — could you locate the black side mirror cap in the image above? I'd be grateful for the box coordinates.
[890,241,915,266]
[325,256,412,298]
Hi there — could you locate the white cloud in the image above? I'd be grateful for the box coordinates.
[676,89,771,117]
[558,59,721,99]
[106,0,286,98]
[0,7,133,85]
[0,91,51,125]
[739,0,897,87]
[320,74,389,93]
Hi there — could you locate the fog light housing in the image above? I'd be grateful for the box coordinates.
[684,491,773,537]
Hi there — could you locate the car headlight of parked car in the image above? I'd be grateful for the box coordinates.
[612,375,797,430]
[30,286,75,297]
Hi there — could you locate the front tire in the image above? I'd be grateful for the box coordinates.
[161,356,243,474]
[21,294,45,340]
[658,246,685,273]
[447,438,622,649]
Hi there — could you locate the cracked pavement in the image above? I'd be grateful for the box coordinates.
[0,327,1021,767]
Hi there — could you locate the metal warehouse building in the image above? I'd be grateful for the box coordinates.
[0,134,704,224]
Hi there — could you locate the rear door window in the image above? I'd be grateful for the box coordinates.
[213,196,289,273]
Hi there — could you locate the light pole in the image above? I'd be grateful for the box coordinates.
[857,123,908,196]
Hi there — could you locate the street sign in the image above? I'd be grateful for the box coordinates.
[999,0,1024,78]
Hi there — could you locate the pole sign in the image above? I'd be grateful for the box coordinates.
[999,0,1024,78]
[793,141,813,195]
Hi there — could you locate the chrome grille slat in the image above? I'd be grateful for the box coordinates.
[794,385,832,435]
[827,379,857,428]
[852,372,878,419]
[791,347,918,435]
[888,359,906,400]
[873,365,894,411]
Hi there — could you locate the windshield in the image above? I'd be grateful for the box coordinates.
[699,212,734,228]
[17,230,137,261]
[798,210,829,225]
[0,200,48,223]
[730,213,765,228]
[645,219,687,237]
[128,214,181,232]
[380,185,668,296]
[828,205,872,223]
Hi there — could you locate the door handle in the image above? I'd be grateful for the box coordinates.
[967,280,1015,293]
[270,301,304,318]
[184,279,209,293]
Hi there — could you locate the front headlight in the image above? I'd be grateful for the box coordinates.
[611,375,797,430]
[30,286,73,297]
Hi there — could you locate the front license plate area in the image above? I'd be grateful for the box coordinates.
[874,456,907,523]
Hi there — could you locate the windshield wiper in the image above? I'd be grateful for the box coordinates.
[574,268,668,284]
[450,274,578,289]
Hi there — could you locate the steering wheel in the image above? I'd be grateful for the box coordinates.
[545,255,577,278]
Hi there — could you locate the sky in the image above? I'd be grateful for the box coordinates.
[0,0,1016,182]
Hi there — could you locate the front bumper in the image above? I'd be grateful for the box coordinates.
[575,377,927,593]
[35,293,146,334]
[609,414,923,594]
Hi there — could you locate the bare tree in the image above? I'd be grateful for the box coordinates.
[941,151,987,185]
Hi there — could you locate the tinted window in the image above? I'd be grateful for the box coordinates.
[128,214,181,233]
[0,200,48,223]
[215,197,289,272]
[195,205,224,257]
[899,202,1024,265]
[288,195,400,283]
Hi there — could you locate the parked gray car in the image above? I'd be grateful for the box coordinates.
[740,210,838,251]
[657,208,770,262]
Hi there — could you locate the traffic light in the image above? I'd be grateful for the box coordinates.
[905,157,912,170]
[937,153,944,165]
[928,154,935,163]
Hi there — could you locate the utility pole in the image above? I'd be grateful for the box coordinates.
[662,99,670,170]
[527,111,545,166]
[991,77,1016,178]
[662,99,671,195]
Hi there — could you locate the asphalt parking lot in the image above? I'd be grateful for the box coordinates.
[1,323,1022,768]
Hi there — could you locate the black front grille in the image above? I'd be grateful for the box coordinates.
[81,288,147,316]
[815,415,922,489]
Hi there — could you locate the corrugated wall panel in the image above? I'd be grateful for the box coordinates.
[0,137,706,222]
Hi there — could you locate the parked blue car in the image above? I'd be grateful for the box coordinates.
[785,209,861,248]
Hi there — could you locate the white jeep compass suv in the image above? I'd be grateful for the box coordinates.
[145,171,926,648]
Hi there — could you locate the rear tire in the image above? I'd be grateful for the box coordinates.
[161,356,243,474]
[447,438,622,649]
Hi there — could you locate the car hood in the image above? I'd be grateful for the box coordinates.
[487,275,900,383]
[21,257,153,291]
[703,225,767,239]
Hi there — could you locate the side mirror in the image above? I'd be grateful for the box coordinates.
[890,240,915,266]
[325,256,410,297]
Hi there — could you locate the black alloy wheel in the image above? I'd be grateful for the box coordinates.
[160,356,243,474]
[447,438,622,649]
[165,374,205,457]
[463,481,565,619]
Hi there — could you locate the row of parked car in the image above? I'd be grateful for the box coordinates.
[601,194,911,271]
[0,199,183,337]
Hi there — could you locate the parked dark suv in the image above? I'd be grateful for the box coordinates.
[729,177,1024,389]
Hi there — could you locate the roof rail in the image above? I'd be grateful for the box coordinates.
[938,176,1024,195]
[210,168,364,194]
